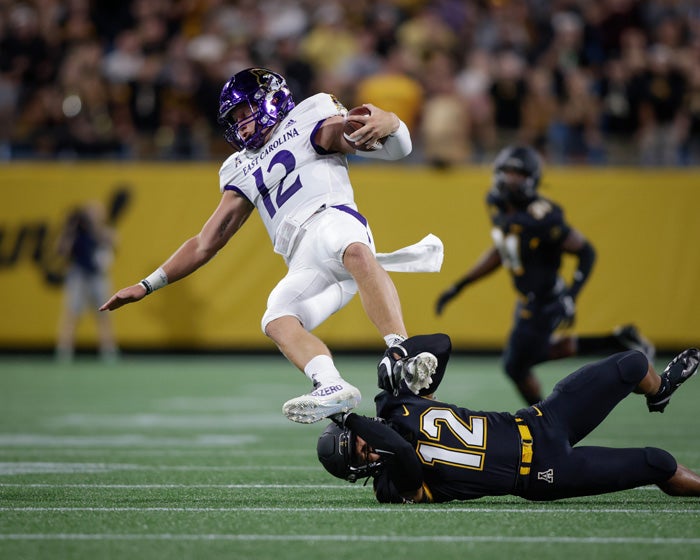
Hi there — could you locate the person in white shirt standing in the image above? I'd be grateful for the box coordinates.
[100,67,442,424]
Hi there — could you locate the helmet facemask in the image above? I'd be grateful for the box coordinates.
[494,167,537,208]
[491,145,542,208]
[218,100,270,151]
[317,423,385,484]
[218,68,295,151]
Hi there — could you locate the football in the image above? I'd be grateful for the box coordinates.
[343,106,385,151]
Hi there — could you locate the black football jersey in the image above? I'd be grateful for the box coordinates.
[374,390,521,502]
[486,192,572,299]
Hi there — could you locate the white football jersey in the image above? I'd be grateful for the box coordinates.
[218,93,356,250]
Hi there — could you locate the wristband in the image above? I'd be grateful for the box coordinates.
[140,267,168,295]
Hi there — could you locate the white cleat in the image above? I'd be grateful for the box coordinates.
[283,381,361,424]
[403,352,438,394]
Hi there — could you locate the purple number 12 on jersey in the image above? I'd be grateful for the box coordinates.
[252,150,303,218]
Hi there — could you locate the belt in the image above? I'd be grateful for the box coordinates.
[515,416,533,476]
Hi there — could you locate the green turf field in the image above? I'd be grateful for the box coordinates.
[1,352,698,560]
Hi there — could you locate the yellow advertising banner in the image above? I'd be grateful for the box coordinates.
[1,163,698,351]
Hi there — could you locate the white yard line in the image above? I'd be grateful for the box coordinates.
[0,533,699,544]
[0,483,351,489]
[1,506,698,514]
[0,463,315,475]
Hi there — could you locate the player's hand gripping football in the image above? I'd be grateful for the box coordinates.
[343,104,398,151]
[99,284,148,311]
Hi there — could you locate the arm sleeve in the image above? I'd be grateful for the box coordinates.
[344,413,423,497]
[352,120,412,161]
[568,240,596,299]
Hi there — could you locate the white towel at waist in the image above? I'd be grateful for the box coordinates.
[375,233,444,273]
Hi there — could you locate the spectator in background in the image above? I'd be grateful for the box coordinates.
[638,44,688,166]
[59,40,126,158]
[103,29,144,86]
[550,67,605,164]
[599,57,640,163]
[420,50,470,169]
[333,28,383,104]
[1,0,699,165]
[274,35,318,103]
[365,2,403,58]
[354,44,424,138]
[519,64,559,156]
[55,201,119,363]
[395,3,458,73]
[0,3,55,98]
[488,49,527,148]
[455,48,496,160]
[0,3,56,157]
[300,2,358,92]
[597,0,645,59]
[473,0,533,56]
[150,32,213,160]
[539,10,593,97]
[683,60,700,164]
[60,0,97,47]
[9,83,67,158]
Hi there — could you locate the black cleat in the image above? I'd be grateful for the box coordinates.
[614,324,656,364]
[646,348,700,413]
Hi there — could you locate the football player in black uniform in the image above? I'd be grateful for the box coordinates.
[318,334,700,503]
[435,145,655,404]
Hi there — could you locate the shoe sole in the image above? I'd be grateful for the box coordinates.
[405,352,438,393]
[666,348,700,385]
[648,348,700,412]
[282,388,361,424]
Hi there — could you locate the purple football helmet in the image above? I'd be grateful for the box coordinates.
[218,67,295,150]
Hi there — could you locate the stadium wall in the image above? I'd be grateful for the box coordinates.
[1,163,698,352]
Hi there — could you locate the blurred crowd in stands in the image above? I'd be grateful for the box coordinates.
[1,0,699,166]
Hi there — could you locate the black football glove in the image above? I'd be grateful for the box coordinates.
[435,286,459,316]
[377,344,409,395]
[542,293,576,329]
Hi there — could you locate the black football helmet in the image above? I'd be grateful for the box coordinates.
[218,67,295,150]
[317,422,385,483]
[491,145,542,208]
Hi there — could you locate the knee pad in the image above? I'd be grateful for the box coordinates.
[644,447,677,478]
[616,350,648,384]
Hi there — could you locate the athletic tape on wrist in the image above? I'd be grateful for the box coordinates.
[140,267,168,295]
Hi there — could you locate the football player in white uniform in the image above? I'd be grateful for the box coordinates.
[100,67,442,424]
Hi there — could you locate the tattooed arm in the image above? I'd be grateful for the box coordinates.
[100,191,254,311]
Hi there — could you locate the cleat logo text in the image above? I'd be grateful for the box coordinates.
[311,384,343,397]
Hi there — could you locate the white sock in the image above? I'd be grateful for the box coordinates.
[304,355,342,387]
[384,333,407,348]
